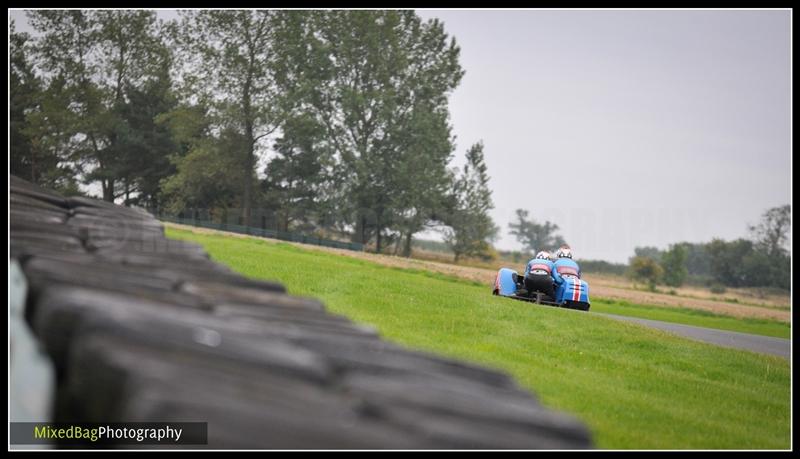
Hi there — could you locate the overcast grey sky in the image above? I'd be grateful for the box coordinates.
[416,9,791,261]
[10,9,791,262]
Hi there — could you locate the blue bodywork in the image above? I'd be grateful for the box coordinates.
[494,268,520,297]
[493,267,590,311]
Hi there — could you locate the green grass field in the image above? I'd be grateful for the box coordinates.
[167,227,791,449]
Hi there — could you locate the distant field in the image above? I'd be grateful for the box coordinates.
[166,226,791,449]
[585,272,790,311]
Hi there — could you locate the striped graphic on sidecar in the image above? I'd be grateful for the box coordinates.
[572,278,581,301]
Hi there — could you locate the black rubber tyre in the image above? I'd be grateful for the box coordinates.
[10,174,594,450]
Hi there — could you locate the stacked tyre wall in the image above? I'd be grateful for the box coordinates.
[9,175,592,449]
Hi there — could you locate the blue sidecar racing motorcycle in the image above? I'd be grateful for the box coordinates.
[492,267,591,311]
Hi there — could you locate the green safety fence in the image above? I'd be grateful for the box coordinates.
[159,215,364,252]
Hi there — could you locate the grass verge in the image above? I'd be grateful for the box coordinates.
[167,227,790,449]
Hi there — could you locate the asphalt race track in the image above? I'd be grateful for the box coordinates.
[595,313,791,359]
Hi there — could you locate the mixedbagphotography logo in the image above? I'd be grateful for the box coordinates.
[10,422,208,446]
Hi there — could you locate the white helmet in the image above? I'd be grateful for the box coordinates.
[535,250,551,260]
[555,245,573,259]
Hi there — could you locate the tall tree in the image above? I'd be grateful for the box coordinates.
[660,244,688,287]
[628,256,663,291]
[25,11,102,193]
[705,238,754,287]
[114,63,178,207]
[160,127,247,217]
[10,21,60,187]
[390,104,456,256]
[27,10,169,202]
[749,204,791,257]
[443,142,498,262]
[18,74,83,195]
[508,209,566,256]
[96,10,173,204]
[282,11,464,251]
[678,242,712,278]
[262,113,336,232]
[175,10,287,225]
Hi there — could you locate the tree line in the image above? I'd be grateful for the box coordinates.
[628,205,791,291]
[10,10,497,257]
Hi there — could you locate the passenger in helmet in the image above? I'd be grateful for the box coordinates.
[521,250,556,299]
[552,244,581,286]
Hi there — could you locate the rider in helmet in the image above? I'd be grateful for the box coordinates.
[552,244,581,286]
[520,250,556,299]
[525,251,554,275]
